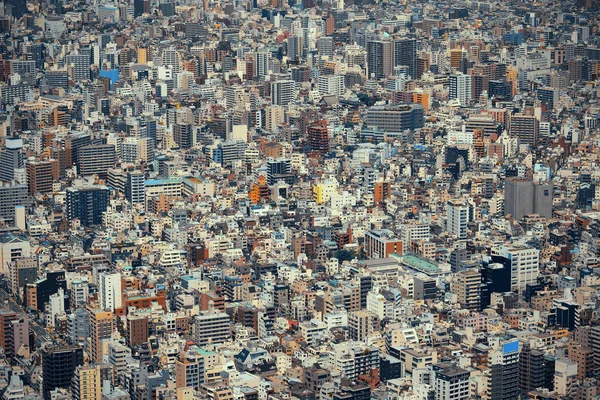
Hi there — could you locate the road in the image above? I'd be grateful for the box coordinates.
[0,288,54,347]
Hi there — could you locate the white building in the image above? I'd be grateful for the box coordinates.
[98,272,123,312]
[491,245,540,291]
[318,75,345,96]
[449,73,471,106]
[447,200,470,239]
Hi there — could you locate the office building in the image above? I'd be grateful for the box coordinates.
[364,229,402,258]
[271,80,295,106]
[0,183,27,224]
[449,73,472,106]
[504,178,552,220]
[348,311,378,341]
[26,159,59,194]
[488,341,520,400]
[510,114,539,146]
[41,345,84,400]
[318,74,345,96]
[194,310,231,346]
[98,272,122,312]
[174,122,193,149]
[66,54,90,82]
[394,38,417,79]
[78,144,116,178]
[447,200,470,239]
[0,137,23,182]
[363,104,425,134]
[66,186,110,226]
[0,232,31,276]
[433,363,470,400]
[89,309,114,363]
[266,158,293,185]
[125,171,145,206]
[127,316,149,347]
[308,120,329,154]
[367,40,393,79]
[491,245,539,291]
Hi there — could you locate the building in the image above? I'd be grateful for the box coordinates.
[554,358,577,397]
[125,171,145,206]
[488,341,520,400]
[127,316,149,347]
[509,114,539,146]
[0,183,27,224]
[194,311,231,346]
[66,186,110,226]
[66,54,91,82]
[308,120,329,154]
[71,365,103,400]
[41,345,84,400]
[271,80,295,106]
[454,269,481,311]
[348,311,378,341]
[364,230,402,259]
[98,272,122,312]
[0,137,24,182]
[0,232,31,276]
[492,245,539,291]
[504,178,552,220]
[26,159,59,194]
[367,40,393,79]
[363,104,425,134]
[174,122,193,149]
[266,158,293,185]
[89,309,114,363]
[447,200,470,239]
[318,75,345,96]
[79,144,116,178]
[433,363,470,400]
[394,38,417,79]
[175,351,205,391]
[449,73,472,106]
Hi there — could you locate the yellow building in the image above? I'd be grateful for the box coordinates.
[72,365,102,400]
[313,180,339,205]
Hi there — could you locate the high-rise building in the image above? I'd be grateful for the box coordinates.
[271,80,295,106]
[348,311,378,342]
[488,341,520,400]
[174,122,193,149]
[363,104,425,134]
[449,73,472,106]
[491,245,539,291]
[0,183,27,224]
[66,54,90,82]
[266,158,293,185]
[71,365,109,400]
[66,186,110,226]
[519,343,550,393]
[367,40,393,79]
[65,132,92,168]
[126,315,149,347]
[126,171,145,206]
[194,310,231,346]
[318,36,334,57]
[504,178,552,220]
[78,144,116,178]
[98,272,122,312]
[26,159,59,194]
[394,38,417,79]
[308,120,330,154]
[447,200,470,239]
[454,269,481,311]
[0,137,24,182]
[175,351,205,391]
[554,358,577,397]
[364,229,402,259]
[509,114,539,146]
[433,363,470,400]
[89,309,114,364]
[318,74,345,96]
[41,345,84,400]
[0,232,31,276]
